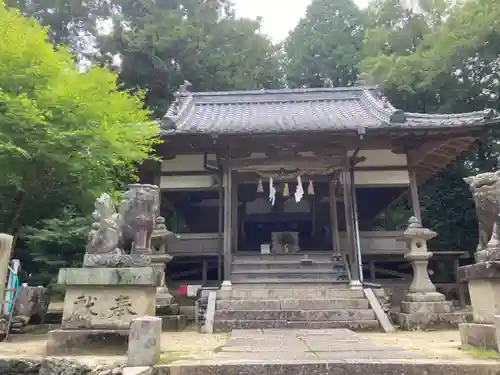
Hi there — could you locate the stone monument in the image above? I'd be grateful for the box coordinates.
[459,171,500,350]
[398,217,459,330]
[46,184,163,355]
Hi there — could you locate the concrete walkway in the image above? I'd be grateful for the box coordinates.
[210,329,422,362]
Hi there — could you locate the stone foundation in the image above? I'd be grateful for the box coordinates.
[46,266,160,355]
[160,315,187,332]
[45,328,128,355]
[398,292,467,330]
[458,261,500,351]
[459,323,497,351]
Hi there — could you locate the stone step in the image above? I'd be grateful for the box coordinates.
[213,319,381,331]
[231,269,341,281]
[221,285,364,299]
[231,278,348,285]
[214,309,376,321]
[232,261,337,271]
[233,253,336,261]
[216,297,370,310]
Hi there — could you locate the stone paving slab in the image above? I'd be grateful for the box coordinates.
[213,329,423,362]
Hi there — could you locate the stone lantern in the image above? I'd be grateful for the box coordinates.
[398,217,454,330]
[151,216,177,307]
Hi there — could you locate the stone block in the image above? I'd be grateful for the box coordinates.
[495,315,500,353]
[161,315,187,332]
[399,311,468,331]
[123,367,153,375]
[401,300,453,314]
[216,299,281,311]
[61,285,156,330]
[57,267,161,286]
[403,291,446,302]
[156,303,180,316]
[13,285,50,323]
[459,261,500,281]
[214,309,375,322]
[83,251,151,268]
[128,316,162,367]
[468,278,500,324]
[154,361,500,375]
[45,328,128,355]
[155,286,174,307]
[459,323,498,351]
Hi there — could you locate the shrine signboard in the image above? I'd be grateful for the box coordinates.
[61,286,156,330]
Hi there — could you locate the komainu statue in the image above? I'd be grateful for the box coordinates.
[464,171,500,256]
[86,193,121,254]
[118,184,160,253]
[86,184,160,255]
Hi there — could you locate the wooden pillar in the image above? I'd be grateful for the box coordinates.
[406,154,422,222]
[455,256,466,308]
[222,166,233,287]
[217,159,224,283]
[328,175,341,254]
[202,259,208,285]
[342,167,360,283]
[231,173,238,252]
[369,260,376,282]
[350,168,363,283]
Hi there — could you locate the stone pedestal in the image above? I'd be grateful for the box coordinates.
[458,260,500,351]
[46,267,161,355]
[150,255,173,308]
[398,218,459,330]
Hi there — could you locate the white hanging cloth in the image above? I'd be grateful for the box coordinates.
[269,177,276,206]
[294,176,304,203]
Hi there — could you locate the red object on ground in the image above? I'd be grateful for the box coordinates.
[178,284,188,296]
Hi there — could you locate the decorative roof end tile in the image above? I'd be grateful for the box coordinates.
[390,109,406,123]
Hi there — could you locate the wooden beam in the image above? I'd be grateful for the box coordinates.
[354,165,408,172]
[406,154,422,222]
[406,136,473,166]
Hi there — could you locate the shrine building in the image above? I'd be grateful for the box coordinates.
[140,86,499,294]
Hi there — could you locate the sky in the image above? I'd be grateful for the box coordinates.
[233,0,371,43]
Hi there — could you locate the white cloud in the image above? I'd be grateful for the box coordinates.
[233,0,371,43]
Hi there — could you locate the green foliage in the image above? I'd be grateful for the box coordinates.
[360,0,500,252]
[22,214,91,285]
[0,1,159,283]
[98,0,283,116]
[283,0,363,88]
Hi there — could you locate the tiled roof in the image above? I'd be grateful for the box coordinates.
[161,87,498,135]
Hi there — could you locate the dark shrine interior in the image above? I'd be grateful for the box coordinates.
[160,182,407,252]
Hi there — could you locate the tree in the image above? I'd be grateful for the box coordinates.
[359,0,500,252]
[283,0,364,88]
[7,0,284,117]
[98,0,283,116]
[0,2,159,281]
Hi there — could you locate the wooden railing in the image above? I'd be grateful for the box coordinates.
[169,233,222,256]
[338,231,407,255]
[168,231,406,256]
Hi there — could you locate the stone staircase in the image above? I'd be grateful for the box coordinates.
[213,253,385,332]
